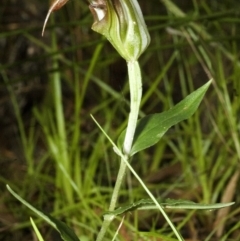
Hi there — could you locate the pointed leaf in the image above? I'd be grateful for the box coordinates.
[6,185,80,241]
[118,80,212,156]
[104,198,235,218]
[47,215,80,241]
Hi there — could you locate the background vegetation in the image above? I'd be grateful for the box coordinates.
[0,0,240,240]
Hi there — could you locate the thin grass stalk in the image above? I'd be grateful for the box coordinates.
[50,17,73,206]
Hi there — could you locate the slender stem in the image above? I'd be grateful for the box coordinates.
[96,60,142,241]
[109,60,142,210]
[110,60,142,209]
[123,61,142,155]
[51,20,73,205]
[108,159,128,211]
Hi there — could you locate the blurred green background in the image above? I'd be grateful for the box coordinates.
[0,0,240,240]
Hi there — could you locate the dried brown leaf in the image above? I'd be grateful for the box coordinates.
[214,170,239,237]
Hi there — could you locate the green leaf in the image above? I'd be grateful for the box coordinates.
[103,198,235,218]
[6,185,80,241]
[118,80,212,156]
[47,215,80,241]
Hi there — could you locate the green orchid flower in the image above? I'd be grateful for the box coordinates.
[89,0,151,61]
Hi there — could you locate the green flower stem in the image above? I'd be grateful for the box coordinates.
[96,61,142,241]
[110,60,142,209]
[123,61,142,155]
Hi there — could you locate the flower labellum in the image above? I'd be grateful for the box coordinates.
[42,0,69,36]
[89,0,151,61]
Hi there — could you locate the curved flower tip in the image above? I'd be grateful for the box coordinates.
[89,0,151,61]
[42,0,69,36]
